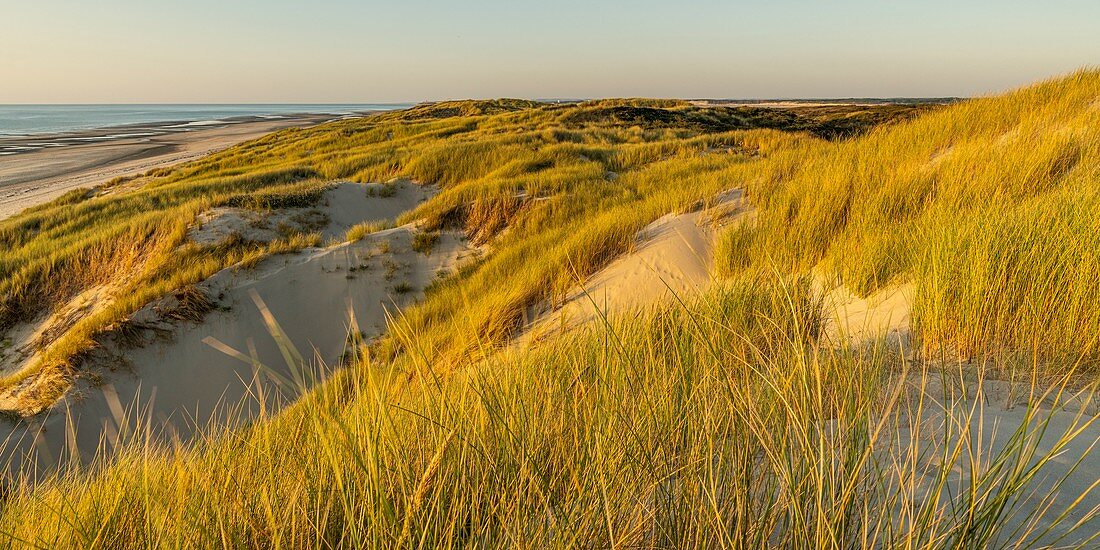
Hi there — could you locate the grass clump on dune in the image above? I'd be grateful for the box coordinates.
[345,219,391,242]
[410,230,440,255]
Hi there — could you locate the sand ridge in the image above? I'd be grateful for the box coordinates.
[189,181,434,245]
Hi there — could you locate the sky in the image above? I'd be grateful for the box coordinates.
[2,0,1098,103]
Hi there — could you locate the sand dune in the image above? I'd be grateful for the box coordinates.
[2,181,478,474]
[4,183,1098,543]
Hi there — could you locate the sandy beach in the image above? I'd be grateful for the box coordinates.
[0,114,340,220]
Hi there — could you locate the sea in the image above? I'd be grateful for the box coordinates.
[0,104,413,136]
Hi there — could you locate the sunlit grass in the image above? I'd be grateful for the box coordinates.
[2,276,1095,547]
[717,69,1100,368]
[2,71,1099,546]
[0,103,799,411]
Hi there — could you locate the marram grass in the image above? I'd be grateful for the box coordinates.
[718,68,1100,369]
[1,276,1095,547]
[0,101,796,410]
[1,72,1099,547]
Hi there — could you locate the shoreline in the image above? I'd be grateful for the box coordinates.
[0,113,358,220]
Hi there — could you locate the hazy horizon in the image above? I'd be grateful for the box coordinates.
[3,0,1098,103]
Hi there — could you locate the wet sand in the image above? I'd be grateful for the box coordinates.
[0,114,343,220]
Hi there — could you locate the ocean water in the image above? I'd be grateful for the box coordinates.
[0,104,413,136]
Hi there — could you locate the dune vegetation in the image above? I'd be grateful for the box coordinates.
[1,71,1099,547]
[718,70,1100,371]
[0,96,890,413]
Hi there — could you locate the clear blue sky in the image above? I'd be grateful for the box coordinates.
[2,0,1098,103]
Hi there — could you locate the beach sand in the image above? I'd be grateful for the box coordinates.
[0,114,338,220]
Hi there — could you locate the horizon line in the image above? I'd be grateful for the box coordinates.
[0,96,969,106]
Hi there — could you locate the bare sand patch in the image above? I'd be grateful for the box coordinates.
[519,189,747,346]
[821,281,913,346]
[883,372,1100,544]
